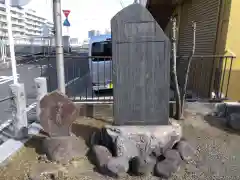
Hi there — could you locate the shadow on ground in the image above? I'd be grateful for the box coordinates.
[24,134,46,155]
[204,115,240,136]
[72,123,101,147]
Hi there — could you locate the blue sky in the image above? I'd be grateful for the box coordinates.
[24,0,134,41]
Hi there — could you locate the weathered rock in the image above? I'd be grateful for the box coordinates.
[28,163,67,180]
[227,113,240,130]
[162,135,180,153]
[213,103,226,117]
[155,158,181,178]
[39,91,79,137]
[105,123,182,158]
[115,135,139,159]
[43,136,87,164]
[91,145,112,173]
[107,156,129,177]
[130,154,156,176]
[151,135,180,157]
[100,128,115,153]
[176,140,195,163]
[164,149,183,165]
[152,146,162,157]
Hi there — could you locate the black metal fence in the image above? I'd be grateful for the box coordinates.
[32,55,113,103]
[20,54,236,103]
[177,55,236,100]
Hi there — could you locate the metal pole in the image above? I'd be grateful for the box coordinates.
[5,0,18,84]
[53,0,65,94]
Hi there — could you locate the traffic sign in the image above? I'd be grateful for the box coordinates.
[63,10,71,18]
[63,19,70,27]
[63,10,71,27]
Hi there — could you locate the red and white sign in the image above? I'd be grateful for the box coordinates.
[63,10,71,18]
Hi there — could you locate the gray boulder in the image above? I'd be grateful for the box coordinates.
[155,158,181,178]
[176,140,195,163]
[164,149,182,162]
[91,145,112,173]
[130,154,156,176]
[107,156,129,177]
[227,113,240,130]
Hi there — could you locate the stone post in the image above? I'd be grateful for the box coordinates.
[9,83,28,139]
[35,77,48,122]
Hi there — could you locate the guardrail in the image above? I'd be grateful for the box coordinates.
[0,96,14,133]
[0,96,14,103]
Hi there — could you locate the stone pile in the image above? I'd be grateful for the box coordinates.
[90,122,195,179]
[39,91,85,164]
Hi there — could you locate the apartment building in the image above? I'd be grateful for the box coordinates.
[0,3,25,38]
[0,1,53,38]
[25,9,53,37]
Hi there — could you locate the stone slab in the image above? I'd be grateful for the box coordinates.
[111,4,170,125]
[104,122,182,158]
[39,91,79,137]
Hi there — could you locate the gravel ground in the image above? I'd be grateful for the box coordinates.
[0,105,240,180]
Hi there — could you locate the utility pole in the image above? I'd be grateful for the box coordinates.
[52,0,65,94]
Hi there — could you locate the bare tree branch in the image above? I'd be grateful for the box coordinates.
[180,21,196,118]
[171,17,181,120]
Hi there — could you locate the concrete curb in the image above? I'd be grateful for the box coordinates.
[0,122,42,165]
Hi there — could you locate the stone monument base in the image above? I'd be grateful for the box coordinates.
[43,136,88,164]
[89,121,195,178]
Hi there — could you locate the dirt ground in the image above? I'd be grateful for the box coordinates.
[1,105,240,180]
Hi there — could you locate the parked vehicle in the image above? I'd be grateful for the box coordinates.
[88,34,112,91]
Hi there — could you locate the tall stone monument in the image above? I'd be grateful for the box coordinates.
[90,4,183,178]
[111,3,170,125]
